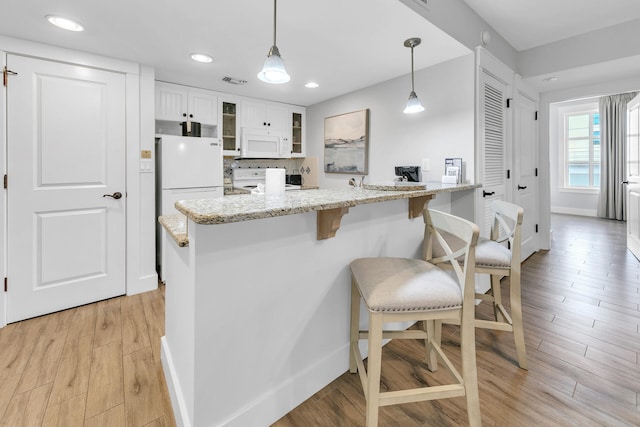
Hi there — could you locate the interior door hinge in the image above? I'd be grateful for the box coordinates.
[3,66,17,87]
[535,111,539,120]
[535,168,538,177]
[3,174,6,189]
[4,277,7,292]
[506,98,512,108]
[535,224,539,233]
[507,169,511,179]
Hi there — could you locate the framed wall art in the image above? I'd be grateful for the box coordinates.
[324,108,369,174]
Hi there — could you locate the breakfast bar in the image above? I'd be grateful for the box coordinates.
[160,184,479,427]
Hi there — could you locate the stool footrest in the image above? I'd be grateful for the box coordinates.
[379,384,466,406]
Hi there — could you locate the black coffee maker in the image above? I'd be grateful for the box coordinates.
[394,166,422,182]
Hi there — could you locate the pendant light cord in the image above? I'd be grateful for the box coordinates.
[410,45,415,92]
[273,0,278,46]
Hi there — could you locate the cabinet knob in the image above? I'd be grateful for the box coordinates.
[189,114,193,118]
[183,113,187,117]
[263,122,267,126]
[267,123,271,126]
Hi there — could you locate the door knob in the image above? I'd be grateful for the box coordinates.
[518,185,527,190]
[103,192,123,199]
[482,190,495,197]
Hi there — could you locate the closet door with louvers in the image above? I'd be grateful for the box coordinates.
[477,69,509,238]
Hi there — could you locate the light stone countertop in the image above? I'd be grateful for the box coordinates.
[158,214,189,247]
[174,183,480,225]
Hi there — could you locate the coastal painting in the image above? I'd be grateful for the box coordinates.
[324,109,369,174]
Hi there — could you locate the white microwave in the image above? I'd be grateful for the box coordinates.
[240,128,291,158]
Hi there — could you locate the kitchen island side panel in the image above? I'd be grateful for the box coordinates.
[162,230,197,427]
[186,197,444,426]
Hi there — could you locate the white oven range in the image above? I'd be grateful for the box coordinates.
[232,168,301,192]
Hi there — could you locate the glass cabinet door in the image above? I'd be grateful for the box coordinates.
[292,112,303,155]
[222,102,237,152]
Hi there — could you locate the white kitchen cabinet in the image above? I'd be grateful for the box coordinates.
[241,99,289,131]
[155,82,218,126]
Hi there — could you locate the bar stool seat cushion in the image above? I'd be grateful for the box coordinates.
[476,239,511,268]
[350,257,462,313]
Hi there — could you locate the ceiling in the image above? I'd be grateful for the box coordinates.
[2,1,639,105]
[0,0,469,106]
[462,0,640,51]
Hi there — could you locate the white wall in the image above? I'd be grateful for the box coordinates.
[539,75,640,219]
[306,53,475,189]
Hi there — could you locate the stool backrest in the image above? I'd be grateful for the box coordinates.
[491,200,524,245]
[423,209,479,293]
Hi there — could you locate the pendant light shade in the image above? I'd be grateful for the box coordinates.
[258,0,290,84]
[403,37,425,114]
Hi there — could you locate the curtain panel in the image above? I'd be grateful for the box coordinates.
[597,92,638,220]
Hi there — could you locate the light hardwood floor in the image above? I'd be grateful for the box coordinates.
[0,284,174,427]
[2,214,640,426]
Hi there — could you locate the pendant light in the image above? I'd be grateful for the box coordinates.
[258,0,290,84]
[403,37,425,114]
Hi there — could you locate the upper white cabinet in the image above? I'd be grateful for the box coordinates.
[155,82,218,126]
[241,99,289,132]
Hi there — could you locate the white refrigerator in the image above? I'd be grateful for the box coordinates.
[156,135,223,278]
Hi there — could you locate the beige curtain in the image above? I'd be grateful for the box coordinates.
[597,92,638,220]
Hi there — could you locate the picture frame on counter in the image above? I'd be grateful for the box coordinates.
[324,109,369,174]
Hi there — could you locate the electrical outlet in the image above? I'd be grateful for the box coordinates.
[421,158,430,171]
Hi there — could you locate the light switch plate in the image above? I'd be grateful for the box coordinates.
[422,158,430,171]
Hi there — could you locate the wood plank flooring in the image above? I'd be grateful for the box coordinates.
[0,287,174,427]
[1,213,640,426]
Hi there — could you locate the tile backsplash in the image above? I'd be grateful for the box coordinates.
[224,157,319,187]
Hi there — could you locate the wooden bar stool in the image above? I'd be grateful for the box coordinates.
[431,200,527,369]
[349,209,482,427]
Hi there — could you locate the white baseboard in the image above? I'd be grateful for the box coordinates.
[161,336,191,427]
[550,206,598,217]
[163,337,350,427]
[219,344,349,427]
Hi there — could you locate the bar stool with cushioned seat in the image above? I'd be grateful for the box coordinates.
[430,200,527,369]
[349,209,482,427]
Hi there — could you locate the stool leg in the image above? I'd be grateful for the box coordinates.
[422,320,438,371]
[460,306,482,427]
[350,279,361,374]
[510,270,528,370]
[366,313,383,427]
[491,274,505,322]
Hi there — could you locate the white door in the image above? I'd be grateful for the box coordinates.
[6,54,126,322]
[477,69,509,238]
[514,90,539,260]
[626,94,640,259]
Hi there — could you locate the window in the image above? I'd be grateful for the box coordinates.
[564,110,600,188]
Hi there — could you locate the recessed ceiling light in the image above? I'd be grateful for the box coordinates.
[305,82,319,89]
[190,53,213,63]
[542,76,558,83]
[46,15,84,32]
